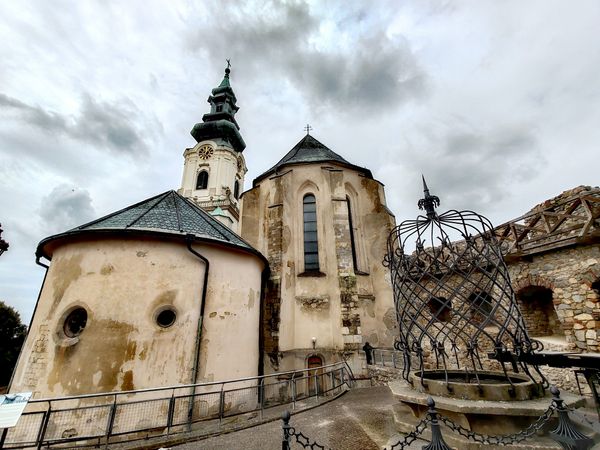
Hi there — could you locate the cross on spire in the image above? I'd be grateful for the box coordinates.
[304,124,313,135]
[226,59,231,70]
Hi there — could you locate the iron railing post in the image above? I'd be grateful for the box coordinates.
[104,394,118,450]
[548,386,593,450]
[380,350,384,366]
[259,378,265,419]
[218,384,225,426]
[166,391,176,435]
[422,396,451,450]
[291,377,297,410]
[36,403,52,450]
[281,411,291,450]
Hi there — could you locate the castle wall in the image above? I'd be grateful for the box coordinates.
[240,163,397,375]
[11,236,263,398]
[508,244,600,352]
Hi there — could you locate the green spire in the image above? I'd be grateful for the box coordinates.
[218,60,231,88]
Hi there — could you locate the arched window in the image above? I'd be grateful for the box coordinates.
[234,180,240,199]
[303,194,319,271]
[196,171,208,190]
[346,196,358,272]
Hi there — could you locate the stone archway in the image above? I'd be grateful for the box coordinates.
[516,285,563,337]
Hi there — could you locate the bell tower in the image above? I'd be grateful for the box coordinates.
[179,62,247,232]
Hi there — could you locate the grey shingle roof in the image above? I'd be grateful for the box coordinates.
[37,190,263,260]
[254,134,372,185]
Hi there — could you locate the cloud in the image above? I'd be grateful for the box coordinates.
[0,93,154,156]
[187,1,426,112]
[38,185,96,234]
[386,118,542,215]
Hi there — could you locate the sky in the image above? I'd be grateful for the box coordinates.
[0,0,599,322]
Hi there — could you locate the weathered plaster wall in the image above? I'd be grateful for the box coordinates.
[240,162,397,375]
[11,236,263,399]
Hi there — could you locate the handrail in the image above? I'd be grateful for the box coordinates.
[28,361,348,403]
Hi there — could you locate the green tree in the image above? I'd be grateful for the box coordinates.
[0,301,27,387]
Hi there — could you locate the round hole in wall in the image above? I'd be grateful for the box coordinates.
[63,307,88,338]
[156,308,176,328]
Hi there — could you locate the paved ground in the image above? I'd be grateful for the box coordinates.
[165,385,600,450]
[170,386,421,450]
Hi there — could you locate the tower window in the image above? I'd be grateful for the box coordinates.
[303,194,319,271]
[234,180,240,199]
[196,171,209,190]
[346,196,358,272]
[216,105,223,112]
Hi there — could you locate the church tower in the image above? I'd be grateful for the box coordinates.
[179,63,247,231]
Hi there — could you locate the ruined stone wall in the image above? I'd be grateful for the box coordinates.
[508,244,600,351]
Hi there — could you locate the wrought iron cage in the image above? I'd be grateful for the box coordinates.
[383,178,547,388]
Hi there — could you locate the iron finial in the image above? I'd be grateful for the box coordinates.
[418,176,440,219]
[304,124,312,135]
[225,59,231,76]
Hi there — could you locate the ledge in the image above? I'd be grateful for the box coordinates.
[298,270,326,277]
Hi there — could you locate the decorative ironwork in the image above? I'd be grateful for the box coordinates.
[281,411,329,450]
[549,386,594,450]
[383,178,547,389]
[0,223,8,256]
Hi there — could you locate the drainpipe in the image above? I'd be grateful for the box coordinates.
[7,255,50,392]
[185,234,210,425]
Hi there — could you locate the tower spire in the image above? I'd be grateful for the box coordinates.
[190,60,246,152]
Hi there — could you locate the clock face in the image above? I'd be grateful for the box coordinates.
[198,145,214,160]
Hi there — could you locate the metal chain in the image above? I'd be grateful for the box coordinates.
[437,404,556,445]
[386,417,429,450]
[287,426,330,450]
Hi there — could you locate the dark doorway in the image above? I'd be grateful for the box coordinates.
[517,286,563,337]
[307,355,323,396]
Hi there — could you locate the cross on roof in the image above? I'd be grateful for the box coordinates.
[226,59,231,69]
[304,124,313,135]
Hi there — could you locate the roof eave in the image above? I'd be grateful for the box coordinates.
[252,160,373,187]
[36,228,268,267]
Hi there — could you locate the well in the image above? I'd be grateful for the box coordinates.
[383,179,593,449]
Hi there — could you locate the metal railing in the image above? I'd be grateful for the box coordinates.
[1,362,353,449]
[280,387,594,450]
[371,348,404,369]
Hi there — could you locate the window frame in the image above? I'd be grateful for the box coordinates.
[196,170,209,190]
[302,193,320,272]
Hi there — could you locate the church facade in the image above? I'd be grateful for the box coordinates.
[10,66,397,397]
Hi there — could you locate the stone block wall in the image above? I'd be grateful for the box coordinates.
[509,244,600,351]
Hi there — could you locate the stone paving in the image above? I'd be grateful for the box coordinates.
[169,386,425,450]
[165,384,600,450]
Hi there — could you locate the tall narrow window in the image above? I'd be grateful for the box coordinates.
[234,180,240,199]
[346,196,358,272]
[196,171,208,190]
[303,194,319,271]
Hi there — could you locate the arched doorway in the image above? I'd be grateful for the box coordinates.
[307,355,323,396]
[517,286,563,337]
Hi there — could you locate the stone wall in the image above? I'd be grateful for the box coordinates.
[509,244,600,351]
